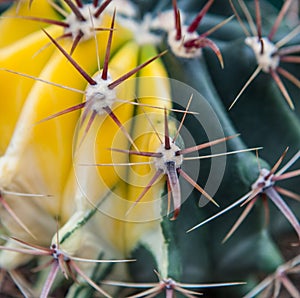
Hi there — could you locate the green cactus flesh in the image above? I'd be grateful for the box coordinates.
[0,0,299,297]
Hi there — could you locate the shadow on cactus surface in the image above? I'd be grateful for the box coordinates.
[0,0,299,297]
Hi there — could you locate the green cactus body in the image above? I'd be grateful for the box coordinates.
[0,0,299,297]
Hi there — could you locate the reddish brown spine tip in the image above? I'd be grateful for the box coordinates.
[187,0,214,33]
[94,0,113,18]
[42,29,97,85]
[64,0,86,22]
[170,208,180,220]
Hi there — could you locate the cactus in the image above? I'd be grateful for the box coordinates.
[0,0,299,297]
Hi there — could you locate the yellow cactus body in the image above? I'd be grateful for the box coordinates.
[0,25,61,154]
[60,40,139,217]
[0,6,136,273]
[0,0,58,47]
[91,40,139,194]
[124,44,172,255]
[90,181,128,254]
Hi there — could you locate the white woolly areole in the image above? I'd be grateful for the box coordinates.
[154,139,183,174]
[51,244,70,261]
[85,72,116,114]
[119,14,162,45]
[251,168,275,191]
[151,9,186,32]
[168,25,201,58]
[245,36,280,73]
[162,278,177,288]
[64,4,103,42]
[105,0,137,17]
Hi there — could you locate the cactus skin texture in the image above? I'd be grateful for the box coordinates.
[0,0,299,297]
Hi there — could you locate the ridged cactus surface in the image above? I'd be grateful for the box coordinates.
[0,0,299,297]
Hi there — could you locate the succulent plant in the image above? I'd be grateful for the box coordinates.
[0,0,299,297]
